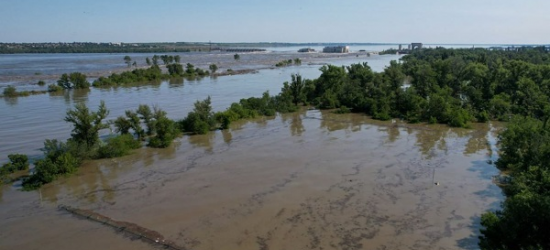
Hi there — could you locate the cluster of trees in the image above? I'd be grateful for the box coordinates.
[167,63,209,78]
[178,89,298,134]
[278,48,550,128]
[0,154,29,181]
[275,58,301,67]
[1,85,47,98]
[479,116,550,249]
[21,102,176,189]
[113,104,178,148]
[91,56,210,87]
[92,65,165,87]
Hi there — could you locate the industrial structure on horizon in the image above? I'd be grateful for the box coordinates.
[322,45,350,53]
[395,43,423,54]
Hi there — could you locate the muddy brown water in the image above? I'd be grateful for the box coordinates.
[0,110,503,250]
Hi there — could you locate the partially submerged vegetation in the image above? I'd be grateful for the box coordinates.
[0,154,29,182]
[3,47,550,248]
[1,85,48,97]
[275,58,301,67]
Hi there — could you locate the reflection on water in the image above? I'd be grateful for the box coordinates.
[3,96,17,106]
[0,54,402,162]
[0,111,504,250]
[187,132,216,153]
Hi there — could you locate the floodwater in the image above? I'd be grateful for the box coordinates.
[0,53,401,161]
[0,110,504,250]
[0,51,503,250]
[0,46,393,87]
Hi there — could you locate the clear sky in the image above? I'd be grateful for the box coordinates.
[1,0,548,44]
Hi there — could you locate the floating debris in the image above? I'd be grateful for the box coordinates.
[59,205,187,250]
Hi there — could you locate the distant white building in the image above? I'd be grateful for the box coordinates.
[323,46,349,53]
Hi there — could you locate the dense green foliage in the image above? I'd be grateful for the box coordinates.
[65,101,110,151]
[92,65,165,87]
[275,58,301,67]
[209,64,218,74]
[3,85,17,97]
[23,102,141,189]
[97,134,141,158]
[22,139,81,189]
[0,154,29,179]
[114,105,178,148]
[57,72,90,89]
[179,86,300,134]
[286,48,550,128]
[479,117,550,250]
[93,60,209,87]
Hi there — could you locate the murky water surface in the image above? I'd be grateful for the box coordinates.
[0,53,400,161]
[0,111,503,250]
[0,51,503,250]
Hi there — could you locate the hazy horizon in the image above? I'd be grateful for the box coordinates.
[1,0,549,44]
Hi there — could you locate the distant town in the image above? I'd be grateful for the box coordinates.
[0,41,548,54]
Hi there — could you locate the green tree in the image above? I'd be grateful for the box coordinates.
[209,64,218,74]
[3,85,17,97]
[174,55,181,63]
[57,72,90,89]
[137,104,154,135]
[179,96,215,134]
[124,55,132,67]
[289,74,305,106]
[145,57,151,66]
[234,54,240,60]
[64,101,110,149]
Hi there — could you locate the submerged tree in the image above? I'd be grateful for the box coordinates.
[64,101,110,149]
[124,55,132,67]
[209,64,218,74]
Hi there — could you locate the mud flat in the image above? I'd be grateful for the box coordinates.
[0,110,503,250]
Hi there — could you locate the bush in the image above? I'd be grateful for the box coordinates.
[37,80,46,86]
[1,154,29,178]
[147,117,178,148]
[23,152,79,190]
[47,84,63,92]
[3,85,17,97]
[97,134,141,158]
[448,108,473,128]
[179,112,210,134]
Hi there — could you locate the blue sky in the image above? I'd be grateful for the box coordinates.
[1,0,548,44]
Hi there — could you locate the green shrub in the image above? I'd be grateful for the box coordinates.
[1,154,29,178]
[47,84,63,92]
[22,152,79,190]
[147,117,178,148]
[37,80,46,86]
[334,106,351,114]
[3,85,17,97]
[97,134,141,158]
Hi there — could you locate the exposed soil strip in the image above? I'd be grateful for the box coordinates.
[58,205,187,250]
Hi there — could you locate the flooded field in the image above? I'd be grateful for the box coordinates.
[0,111,503,250]
[0,53,401,161]
[0,45,395,87]
[0,50,503,250]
